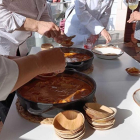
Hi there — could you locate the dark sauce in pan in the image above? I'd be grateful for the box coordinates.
[18,76,93,104]
[64,53,91,62]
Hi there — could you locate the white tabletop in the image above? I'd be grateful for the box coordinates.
[0,47,140,140]
[29,47,140,82]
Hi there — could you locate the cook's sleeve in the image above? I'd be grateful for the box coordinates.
[0,56,19,101]
[40,2,53,22]
[123,0,128,6]
[98,0,114,28]
[75,0,104,35]
[0,2,26,33]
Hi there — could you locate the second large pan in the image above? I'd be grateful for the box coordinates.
[60,47,94,71]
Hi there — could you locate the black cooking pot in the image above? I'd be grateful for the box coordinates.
[60,47,94,71]
[16,69,96,118]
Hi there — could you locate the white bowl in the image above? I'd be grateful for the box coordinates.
[92,44,124,60]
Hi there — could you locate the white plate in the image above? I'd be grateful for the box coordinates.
[133,89,140,107]
[92,44,124,60]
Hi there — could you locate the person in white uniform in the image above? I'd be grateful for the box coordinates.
[0,48,65,122]
[64,0,114,46]
[0,0,68,123]
[0,0,66,56]
[127,11,140,41]
[124,0,140,41]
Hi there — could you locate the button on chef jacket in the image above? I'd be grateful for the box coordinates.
[0,0,52,56]
[64,0,114,45]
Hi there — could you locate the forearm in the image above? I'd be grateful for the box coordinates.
[18,18,39,32]
[0,48,65,101]
[18,17,60,38]
[12,55,40,92]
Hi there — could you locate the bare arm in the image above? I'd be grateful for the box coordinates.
[0,48,65,101]
[12,55,39,92]
[98,1,114,43]
[12,48,65,92]
[0,3,61,39]
[18,17,61,38]
[75,0,112,43]
[127,11,140,23]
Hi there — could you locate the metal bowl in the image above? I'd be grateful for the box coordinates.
[60,47,94,71]
[92,44,124,60]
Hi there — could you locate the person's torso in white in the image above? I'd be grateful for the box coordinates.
[0,0,46,56]
[64,0,111,46]
[0,56,18,100]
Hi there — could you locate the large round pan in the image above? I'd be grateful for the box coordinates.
[16,69,96,118]
[60,47,94,71]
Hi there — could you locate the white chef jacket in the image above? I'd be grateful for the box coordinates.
[0,0,52,56]
[64,0,114,45]
[0,56,18,101]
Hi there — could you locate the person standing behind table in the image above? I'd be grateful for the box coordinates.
[0,0,68,123]
[125,0,140,42]
[64,0,114,47]
[0,48,65,101]
[0,48,65,123]
[0,0,67,57]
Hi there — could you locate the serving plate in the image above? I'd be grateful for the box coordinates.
[126,67,140,76]
[133,89,140,107]
[92,44,124,60]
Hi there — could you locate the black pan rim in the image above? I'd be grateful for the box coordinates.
[60,47,94,63]
[16,70,96,106]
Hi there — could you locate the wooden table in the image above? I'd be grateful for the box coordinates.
[0,47,140,140]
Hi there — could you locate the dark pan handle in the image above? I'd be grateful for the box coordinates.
[65,68,77,71]
[27,104,54,115]
[67,62,84,68]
